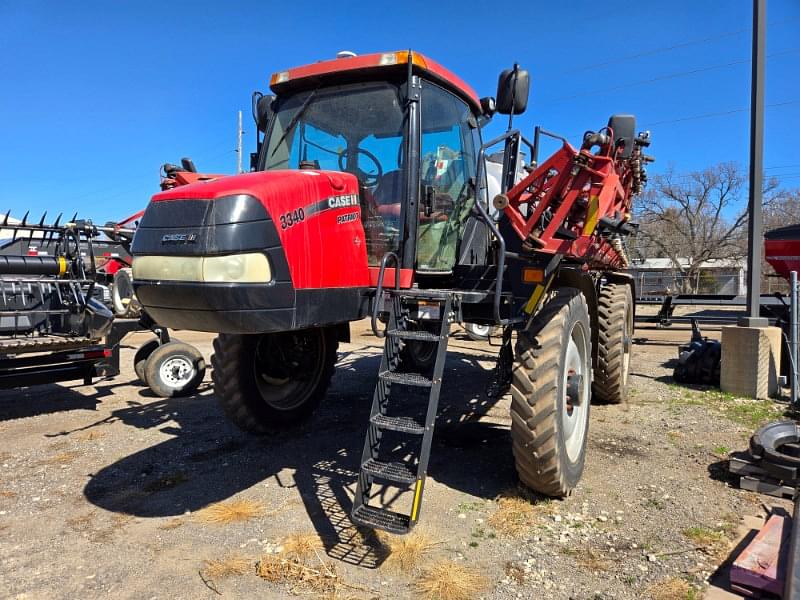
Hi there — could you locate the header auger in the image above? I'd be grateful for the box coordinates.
[129,50,652,534]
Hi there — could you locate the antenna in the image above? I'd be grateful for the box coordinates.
[236,110,244,174]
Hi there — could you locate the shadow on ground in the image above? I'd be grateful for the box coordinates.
[80,347,514,568]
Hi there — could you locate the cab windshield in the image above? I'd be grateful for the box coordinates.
[263,82,407,263]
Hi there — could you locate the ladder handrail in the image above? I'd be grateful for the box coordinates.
[474,129,535,326]
[371,251,401,338]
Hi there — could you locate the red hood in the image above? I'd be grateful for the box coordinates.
[151,169,358,204]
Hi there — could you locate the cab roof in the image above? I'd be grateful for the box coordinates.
[269,50,481,112]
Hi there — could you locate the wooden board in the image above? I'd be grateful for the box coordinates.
[730,514,791,596]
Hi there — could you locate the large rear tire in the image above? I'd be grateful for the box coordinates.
[592,283,633,404]
[211,328,338,433]
[511,288,592,497]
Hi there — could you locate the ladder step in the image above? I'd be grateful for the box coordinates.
[351,505,410,534]
[371,414,425,434]
[389,289,452,300]
[379,370,433,388]
[361,458,417,484]
[387,329,442,342]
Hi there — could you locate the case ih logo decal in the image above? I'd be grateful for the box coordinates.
[327,194,359,209]
[281,194,361,230]
[161,233,198,244]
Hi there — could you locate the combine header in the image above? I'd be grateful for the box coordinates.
[0,213,205,395]
[130,50,653,533]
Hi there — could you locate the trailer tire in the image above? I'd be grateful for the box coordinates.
[592,283,633,404]
[211,328,337,433]
[111,268,141,319]
[133,339,160,384]
[511,288,592,497]
[144,341,206,398]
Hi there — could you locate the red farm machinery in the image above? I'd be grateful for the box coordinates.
[130,50,653,534]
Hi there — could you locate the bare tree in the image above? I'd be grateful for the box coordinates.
[634,162,777,293]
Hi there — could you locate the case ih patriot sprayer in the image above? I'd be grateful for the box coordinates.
[131,50,653,534]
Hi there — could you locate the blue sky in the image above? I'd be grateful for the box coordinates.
[0,0,798,222]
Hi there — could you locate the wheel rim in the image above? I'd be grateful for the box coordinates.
[253,331,325,411]
[469,323,490,337]
[562,321,590,462]
[159,355,195,388]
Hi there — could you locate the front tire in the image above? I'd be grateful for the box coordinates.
[144,341,206,398]
[211,328,338,433]
[511,288,592,497]
[592,283,633,404]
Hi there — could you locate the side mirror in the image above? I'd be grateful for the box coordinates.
[480,96,496,117]
[180,157,197,173]
[252,92,276,133]
[496,67,530,115]
[607,114,636,158]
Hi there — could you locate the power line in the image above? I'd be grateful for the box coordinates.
[549,17,799,79]
[552,28,749,77]
[641,99,800,127]
[542,48,799,104]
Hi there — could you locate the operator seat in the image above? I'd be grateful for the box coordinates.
[372,170,403,218]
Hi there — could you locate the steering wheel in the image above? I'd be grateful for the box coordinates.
[338,148,383,187]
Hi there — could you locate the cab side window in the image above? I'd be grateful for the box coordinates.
[418,84,478,271]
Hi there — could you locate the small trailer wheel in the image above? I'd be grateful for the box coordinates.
[133,339,160,384]
[464,322,498,342]
[144,341,206,398]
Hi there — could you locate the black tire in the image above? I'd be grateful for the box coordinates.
[397,322,438,373]
[111,268,141,318]
[144,341,206,398]
[133,339,160,384]
[511,288,592,497]
[464,322,498,342]
[592,283,633,404]
[211,328,338,433]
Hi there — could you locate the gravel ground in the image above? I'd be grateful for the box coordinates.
[0,310,792,599]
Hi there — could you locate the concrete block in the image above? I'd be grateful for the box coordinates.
[721,326,782,399]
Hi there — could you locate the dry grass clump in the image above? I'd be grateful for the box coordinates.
[38,451,81,465]
[487,488,554,536]
[158,518,184,530]
[202,555,252,580]
[646,577,700,600]
[577,548,612,572]
[257,554,338,595]
[283,531,324,562]
[195,499,265,524]
[378,530,439,573]
[416,560,488,600]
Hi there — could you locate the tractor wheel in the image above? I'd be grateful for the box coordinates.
[397,322,439,373]
[511,288,592,497]
[144,341,206,398]
[133,339,160,384]
[211,328,338,433]
[111,268,142,319]
[592,283,633,404]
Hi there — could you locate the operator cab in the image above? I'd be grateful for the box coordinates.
[255,51,492,280]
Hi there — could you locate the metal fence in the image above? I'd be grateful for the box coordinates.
[630,270,744,298]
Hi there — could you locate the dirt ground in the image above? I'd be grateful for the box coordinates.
[0,307,793,599]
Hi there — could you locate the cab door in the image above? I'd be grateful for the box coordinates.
[416,84,481,273]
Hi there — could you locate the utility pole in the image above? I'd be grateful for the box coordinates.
[740,0,768,327]
[236,110,244,174]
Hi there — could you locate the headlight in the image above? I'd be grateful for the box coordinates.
[202,254,271,282]
[133,253,271,283]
